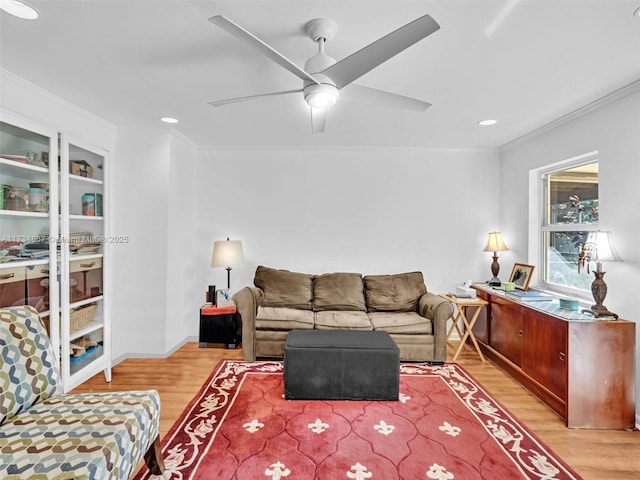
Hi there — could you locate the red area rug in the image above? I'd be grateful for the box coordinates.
[135,360,581,480]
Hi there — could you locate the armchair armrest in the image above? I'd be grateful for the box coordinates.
[418,292,454,362]
[232,287,264,361]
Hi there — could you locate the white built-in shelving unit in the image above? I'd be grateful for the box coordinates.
[0,111,111,392]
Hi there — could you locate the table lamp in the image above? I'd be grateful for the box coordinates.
[483,231,509,286]
[211,238,244,289]
[578,230,622,318]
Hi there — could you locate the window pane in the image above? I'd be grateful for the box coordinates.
[547,162,598,225]
[544,231,593,290]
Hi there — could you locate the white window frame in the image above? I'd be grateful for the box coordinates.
[529,151,598,299]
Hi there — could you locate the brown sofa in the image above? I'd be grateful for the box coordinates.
[233,266,453,363]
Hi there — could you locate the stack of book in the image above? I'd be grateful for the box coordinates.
[506,289,553,302]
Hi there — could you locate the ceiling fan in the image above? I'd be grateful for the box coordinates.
[208,14,440,133]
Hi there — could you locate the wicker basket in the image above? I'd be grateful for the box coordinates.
[70,303,97,334]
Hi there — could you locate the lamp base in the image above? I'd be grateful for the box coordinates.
[590,304,618,319]
[487,277,502,287]
[589,271,618,319]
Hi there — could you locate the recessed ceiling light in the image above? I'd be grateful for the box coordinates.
[160,117,179,124]
[0,0,39,19]
[478,119,498,126]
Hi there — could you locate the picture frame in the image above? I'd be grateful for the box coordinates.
[508,263,535,291]
[216,288,234,307]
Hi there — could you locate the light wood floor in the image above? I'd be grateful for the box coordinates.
[73,341,640,479]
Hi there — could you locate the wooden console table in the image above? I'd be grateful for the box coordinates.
[471,284,635,429]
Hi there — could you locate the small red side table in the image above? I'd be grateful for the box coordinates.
[199,303,241,349]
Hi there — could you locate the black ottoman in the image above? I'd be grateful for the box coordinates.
[284,330,400,400]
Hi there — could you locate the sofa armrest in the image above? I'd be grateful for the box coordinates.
[232,287,264,361]
[418,292,454,362]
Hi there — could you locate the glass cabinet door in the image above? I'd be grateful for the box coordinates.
[59,134,110,389]
[0,113,59,352]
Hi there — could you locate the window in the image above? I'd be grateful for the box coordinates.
[540,158,599,295]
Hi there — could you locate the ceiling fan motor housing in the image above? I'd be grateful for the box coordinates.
[303,54,339,108]
[304,82,339,108]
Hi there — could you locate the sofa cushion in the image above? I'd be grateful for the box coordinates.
[313,272,366,312]
[314,311,373,330]
[363,271,427,312]
[254,266,314,310]
[256,306,314,330]
[368,312,432,334]
[0,306,61,426]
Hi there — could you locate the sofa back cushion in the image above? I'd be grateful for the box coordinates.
[254,266,314,310]
[363,271,427,312]
[313,272,366,312]
[0,306,61,426]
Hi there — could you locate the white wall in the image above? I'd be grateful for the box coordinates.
[111,129,170,358]
[196,147,502,295]
[111,128,199,358]
[165,133,199,348]
[500,87,640,422]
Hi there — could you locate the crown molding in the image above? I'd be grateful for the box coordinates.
[500,78,640,152]
[1,68,117,134]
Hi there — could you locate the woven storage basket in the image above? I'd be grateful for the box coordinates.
[70,303,97,334]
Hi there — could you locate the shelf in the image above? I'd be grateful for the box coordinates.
[68,173,103,185]
[70,295,103,309]
[0,209,48,218]
[69,321,103,341]
[0,258,50,269]
[69,252,103,261]
[69,214,103,221]
[0,157,48,178]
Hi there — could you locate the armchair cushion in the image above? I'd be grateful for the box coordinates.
[0,306,61,426]
[313,272,366,312]
[0,390,160,479]
[363,271,427,312]
[254,266,314,310]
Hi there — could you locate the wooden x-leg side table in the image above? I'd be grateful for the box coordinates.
[439,293,488,362]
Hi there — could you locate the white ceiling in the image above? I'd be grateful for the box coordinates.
[1,0,639,149]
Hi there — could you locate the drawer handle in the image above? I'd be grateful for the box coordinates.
[80,262,96,268]
[518,329,523,337]
[1,273,15,280]
[559,352,566,361]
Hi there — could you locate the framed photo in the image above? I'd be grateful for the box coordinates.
[216,288,234,307]
[509,263,535,291]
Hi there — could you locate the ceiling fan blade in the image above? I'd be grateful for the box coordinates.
[209,15,320,85]
[208,89,301,107]
[339,84,431,111]
[311,107,328,133]
[322,14,440,89]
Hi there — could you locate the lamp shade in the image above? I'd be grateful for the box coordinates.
[587,231,623,263]
[211,239,244,268]
[483,231,509,252]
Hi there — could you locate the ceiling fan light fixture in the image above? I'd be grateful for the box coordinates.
[0,0,39,19]
[304,84,339,108]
